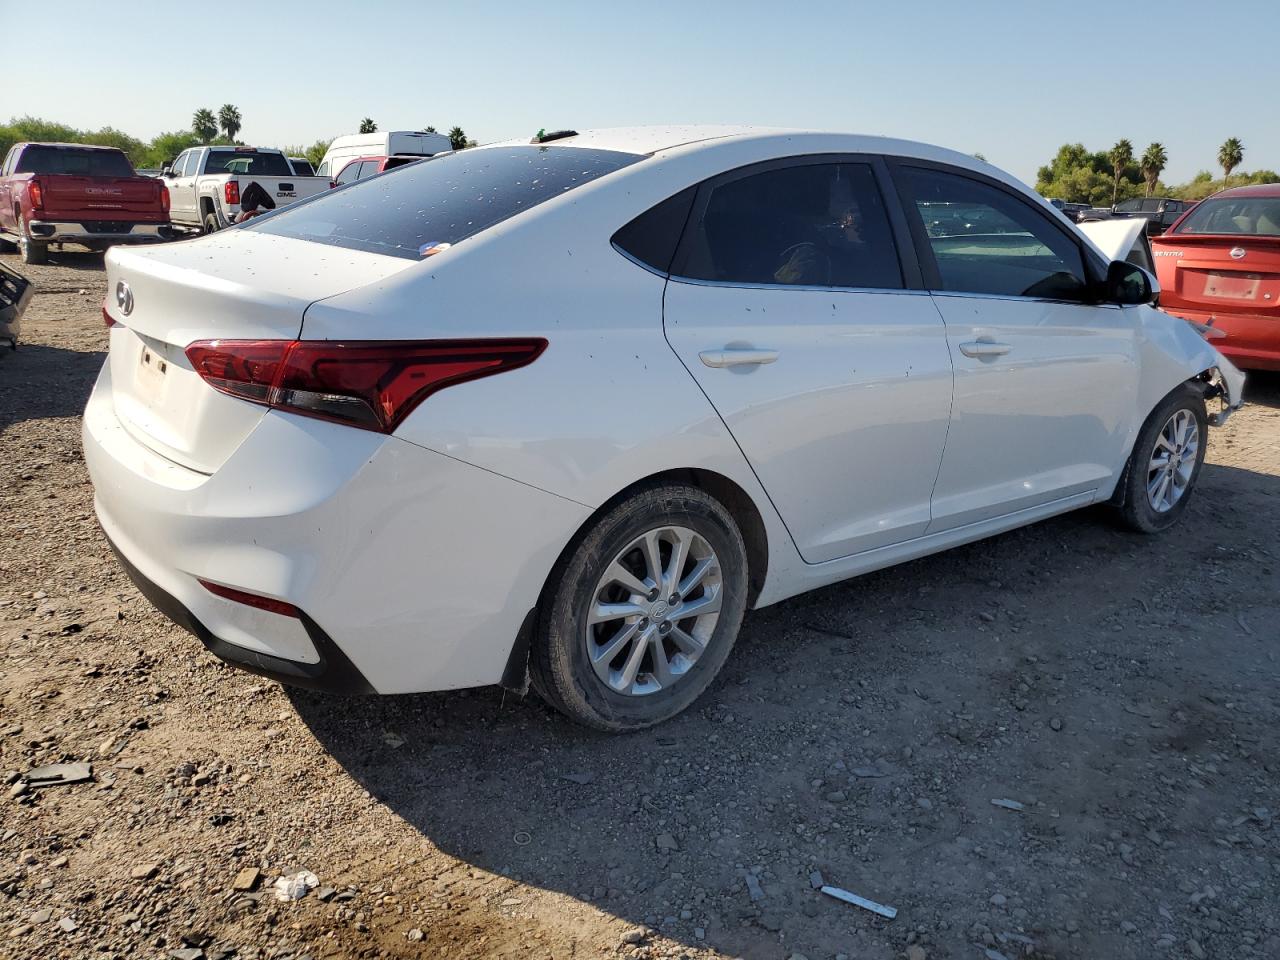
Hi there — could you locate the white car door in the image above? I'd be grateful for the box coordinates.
[168,150,198,224]
[661,157,954,563]
[892,161,1139,532]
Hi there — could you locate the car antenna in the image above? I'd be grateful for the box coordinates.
[532,129,578,144]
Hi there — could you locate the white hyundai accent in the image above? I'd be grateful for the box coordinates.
[84,126,1244,731]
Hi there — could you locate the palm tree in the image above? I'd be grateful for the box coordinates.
[1108,139,1134,206]
[1140,142,1168,197]
[448,126,467,151]
[218,104,242,142]
[423,125,437,133]
[1218,137,1244,187]
[191,108,217,143]
[359,117,377,134]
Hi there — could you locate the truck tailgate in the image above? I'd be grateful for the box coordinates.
[40,174,166,220]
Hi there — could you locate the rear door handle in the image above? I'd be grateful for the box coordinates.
[698,349,779,368]
[958,340,1012,359]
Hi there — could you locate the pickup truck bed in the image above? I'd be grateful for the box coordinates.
[0,142,174,264]
[163,147,331,232]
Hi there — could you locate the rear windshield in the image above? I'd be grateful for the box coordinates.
[203,149,293,177]
[15,145,134,177]
[247,146,643,259]
[1174,196,1280,236]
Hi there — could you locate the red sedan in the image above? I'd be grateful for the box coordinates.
[1151,183,1280,370]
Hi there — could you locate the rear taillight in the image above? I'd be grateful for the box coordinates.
[199,579,300,618]
[158,183,170,214]
[224,181,240,205]
[184,339,547,433]
[329,181,337,190]
[102,306,118,329]
[28,178,43,210]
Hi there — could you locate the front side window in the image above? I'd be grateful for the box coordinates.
[678,162,904,289]
[249,145,643,259]
[1173,196,1280,236]
[334,160,362,186]
[903,167,1088,300]
[172,152,190,176]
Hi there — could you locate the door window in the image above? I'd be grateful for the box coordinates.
[335,160,362,186]
[172,152,189,176]
[678,162,904,289]
[903,167,1088,300]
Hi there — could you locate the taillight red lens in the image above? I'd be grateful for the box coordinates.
[184,339,547,433]
[224,181,240,205]
[159,183,170,214]
[102,306,118,328]
[198,579,300,618]
[28,179,43,209]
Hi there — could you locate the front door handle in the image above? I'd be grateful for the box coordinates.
[958,340,1012,359]
[698,349,779,368]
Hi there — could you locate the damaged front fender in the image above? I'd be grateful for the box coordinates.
[1136,304,1246,429]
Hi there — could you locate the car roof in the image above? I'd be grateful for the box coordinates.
[18,141,124,152]
[1208,182,1280,200]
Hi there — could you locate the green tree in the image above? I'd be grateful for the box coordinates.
[359,117,377,134]
[142,130,202,170]
[448,126,467,151]
[192,108,217,143]
[1218,137,1244,186]
[1108,139,1134,206]
[1140,142,1168,197]
[423,125,437,133]
[218,104,242,142]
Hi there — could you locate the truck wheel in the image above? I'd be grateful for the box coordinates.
[203,211,221,234]
[17,216,48,265]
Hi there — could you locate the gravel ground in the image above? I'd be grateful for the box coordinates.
[1,249,1278,960]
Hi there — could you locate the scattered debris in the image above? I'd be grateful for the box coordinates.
[561,772,594,785]
[232,867,260,892]
[819,884,897,919]
[655,832,679,852]
[990,798,1025,812]
[273,870,319,902]
[381,730,404,749]
[130,863,158,881]
[809,870,825,890]
[512,831,532,846]
[745,873,765,902]
[983,949,1012,960]
[25,762,93,788]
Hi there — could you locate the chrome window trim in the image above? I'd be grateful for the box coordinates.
[666,274,933,296]
[929,289,1122,309]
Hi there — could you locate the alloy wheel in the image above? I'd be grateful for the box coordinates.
[1146,409,1200,513]
[585,525,722,696]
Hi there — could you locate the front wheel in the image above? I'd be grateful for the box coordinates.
[1112,385,1207,533]
[531,485,749,732]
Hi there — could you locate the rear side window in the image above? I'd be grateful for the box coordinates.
[290,158,315,176]
[383,155,420,172]
[334,161,362,185]
[14,146,134,177]
[903,166,1088,300]
[249,146,643,259]
[612,187,696,273]
[676,162,904,289]
[203,150,293,176]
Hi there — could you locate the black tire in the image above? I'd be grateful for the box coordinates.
[1112,384,1207,533]
[17,216,47,265]
[0,235,16,253]
[531,484,749,732]
[203,210,221,234]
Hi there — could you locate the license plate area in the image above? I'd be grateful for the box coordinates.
[1204,273,1260,300]
[138,345,169,389]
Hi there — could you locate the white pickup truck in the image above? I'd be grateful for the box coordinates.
[161,146,330,233]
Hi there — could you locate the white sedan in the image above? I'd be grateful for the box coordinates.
[84,126,1244,730]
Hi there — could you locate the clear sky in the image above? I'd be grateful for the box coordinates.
[3,0,1276,186]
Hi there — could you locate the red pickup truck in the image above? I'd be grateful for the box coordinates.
[0,142,174,264]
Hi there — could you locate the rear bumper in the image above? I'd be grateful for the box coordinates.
[82,359,588,694]
[1163,306,1280,371]
[28,220,176,244]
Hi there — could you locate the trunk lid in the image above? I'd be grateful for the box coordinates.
[39,174,165,220]
[104,230,414,474]
[1153,234,1280,316]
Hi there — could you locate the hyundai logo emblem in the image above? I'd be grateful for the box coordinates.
[116,280,134,316]
[1229,247,1246,260]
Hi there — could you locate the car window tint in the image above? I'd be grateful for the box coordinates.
[680,162,904,289]
[248,146,643,260]
[612,187,696,273]
[335,161,362,185]
[291,159,314,176]
[202,150,292,177]
[15,146,134,177]
[904,167,1087,300]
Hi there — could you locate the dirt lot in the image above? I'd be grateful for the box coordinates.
[1,249,1278,960]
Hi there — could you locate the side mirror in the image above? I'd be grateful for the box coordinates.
[160,164,174,177]
[1104,259,1159,306]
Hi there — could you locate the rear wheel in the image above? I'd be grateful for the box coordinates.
[203,210,220,234]
[531,484,748,732]
[1113,385,1207,533]
[17,216,47,265]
